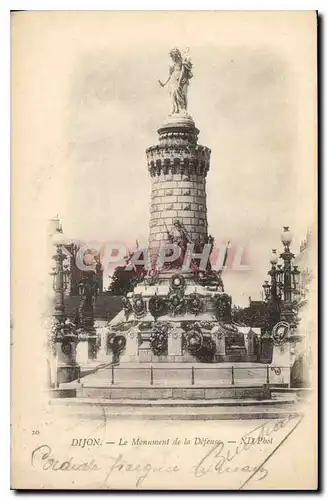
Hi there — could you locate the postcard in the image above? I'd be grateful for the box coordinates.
[11,11,317,490]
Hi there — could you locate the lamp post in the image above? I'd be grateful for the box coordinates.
[49,226,79,386]
[280,226,294,302]
[279,227,300,324]
[262,227,301,328]
[262,280,271,301]
[50,245,70,317]
[260,227,303,381]
[262,249,283,334]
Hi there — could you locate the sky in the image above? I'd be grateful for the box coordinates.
[13,12,317,306]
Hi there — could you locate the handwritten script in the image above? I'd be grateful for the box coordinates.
[31,412,303,488]
[194,412,303,487]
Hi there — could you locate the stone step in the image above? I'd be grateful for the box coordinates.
[79,384,272,400]
[51,397,294,407]
[50,398,299,420]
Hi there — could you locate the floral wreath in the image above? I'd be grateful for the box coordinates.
[149,295,166,318]
[132,294,146,318]
[61,340,72,356]
[186,293,203,315]
[167,291,185,316]
[48,316,77,354]
[109,335,127,353]
[271,321,289,346]
[170,273,186,292]
[150,323,169,356]
[183,329,203,353]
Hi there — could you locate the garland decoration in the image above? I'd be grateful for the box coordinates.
[111,322,132,333]
[138,321,153,331]
[150,322,169,356]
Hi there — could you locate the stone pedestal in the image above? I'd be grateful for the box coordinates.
[55,339,79,386]
[120,329,139,362]
[215,335,226,355]
[87,336,98,360]
[97,327,109,362]
[271,343,291,385]
[103,115,236,367]
[259,333,273,363]
[211,325,226,360]
[48,354,57,388]
[168,328,183,357]
[76,340,89,364]
[245,332,254,355]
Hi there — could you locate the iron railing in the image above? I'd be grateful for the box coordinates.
[109,364,289,387]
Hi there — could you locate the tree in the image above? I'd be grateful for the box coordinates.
[107,266,142,296]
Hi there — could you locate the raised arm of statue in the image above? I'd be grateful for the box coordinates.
[159,63,175,87]
[158,75,171,88]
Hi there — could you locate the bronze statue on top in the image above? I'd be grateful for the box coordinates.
[158,47,193,115]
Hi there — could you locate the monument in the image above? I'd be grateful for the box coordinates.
[104,48,257,370]
[75,48,298,400]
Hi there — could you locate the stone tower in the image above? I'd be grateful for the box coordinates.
[146,115,211,261]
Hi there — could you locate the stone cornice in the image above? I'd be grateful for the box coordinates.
[146,144,211,178]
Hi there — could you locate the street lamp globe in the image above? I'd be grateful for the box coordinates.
[270,249,278,266]
[281,226,292,247]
